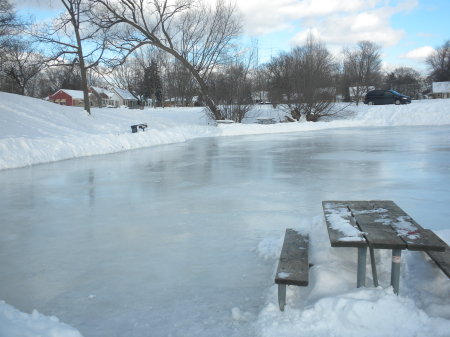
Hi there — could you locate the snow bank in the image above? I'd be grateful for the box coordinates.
[257,287,450,337]
[255,217,450,337]
[1,92,450,170]
[0,301,83,337]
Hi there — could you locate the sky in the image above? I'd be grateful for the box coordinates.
[12,0,450,74]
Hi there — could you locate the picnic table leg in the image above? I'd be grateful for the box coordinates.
[391,249,402,295]
[357,247,367,288]
[369,247,379,287]
[278,284,286,311]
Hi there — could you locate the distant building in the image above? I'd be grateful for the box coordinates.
[49,87,140,108]
[432,82,450,99]
[90,87,118,107]
[48,89,87,107]
[112,87,138,108]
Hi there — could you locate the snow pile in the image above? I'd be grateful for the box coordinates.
[1,91,450,170]
[354,99,450,126]
[255,218,450,337]
[0,301,82,337]
[257,287,450,337]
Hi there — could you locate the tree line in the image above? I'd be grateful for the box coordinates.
[0,0,449,122]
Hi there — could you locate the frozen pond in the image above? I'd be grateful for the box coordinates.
[1,125,449,336]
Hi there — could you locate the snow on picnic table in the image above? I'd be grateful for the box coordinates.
[1,92,450,336]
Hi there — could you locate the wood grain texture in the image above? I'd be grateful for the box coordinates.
[348,201,407,250]
[426,244,450,278]
[370,201,446,252]
[275,229,309,286]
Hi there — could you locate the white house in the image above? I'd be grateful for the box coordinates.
[90,87,118,107]
[112,87,138,108]
[432,81,450,99]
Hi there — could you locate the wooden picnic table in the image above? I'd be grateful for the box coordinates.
[322,200,447,294]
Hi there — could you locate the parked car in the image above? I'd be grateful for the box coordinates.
[364,90,411,105]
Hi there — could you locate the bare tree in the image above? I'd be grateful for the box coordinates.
[208,62,253,122]
[32,0,108,114]
[426,40,450,82]
[91,0,242,120]
[384,67,423,98]
[266,54,293,107]
[0,0,17,38]
[0,38,45,95]
[343,41,382,104]
[266,35,339,122]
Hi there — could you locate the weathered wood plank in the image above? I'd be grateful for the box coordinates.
[347,201,407,250]
[275,229,309,286]
[426,243,450,278]
[369,201,446,252]
[322,201,367,248]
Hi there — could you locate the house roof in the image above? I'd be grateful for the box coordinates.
[57,89,85,100]
[113,87,137,100]
[91,87,116,99]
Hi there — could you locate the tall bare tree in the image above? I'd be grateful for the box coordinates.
[267,35,339,122]
[91,0,241,120]
[426,40,450,82]
[32,0,108,114]
[0,0,17,38]
[343,41,382,104]
[0,39,45,95]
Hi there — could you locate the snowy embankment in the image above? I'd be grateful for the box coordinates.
[0,301,82,337]
[1,91,450,170]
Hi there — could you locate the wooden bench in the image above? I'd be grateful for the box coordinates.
[131,124,148,133]
[256,117,276,124]
[274,229,309,311]
[426,242,450,278]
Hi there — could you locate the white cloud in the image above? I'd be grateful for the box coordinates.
[237,0,418,48]
[400,46,435,60]
[11,0,62,10]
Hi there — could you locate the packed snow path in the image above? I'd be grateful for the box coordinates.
[1,126,450,337]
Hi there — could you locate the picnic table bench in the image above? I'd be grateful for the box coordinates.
[426,244,450,278]
[256,117,276,124]
[131,123,148,133]
[322,200,448,294]
[274,229,309,311]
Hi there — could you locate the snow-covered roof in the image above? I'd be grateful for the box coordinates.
[91,87,116,99]
[432,81,450,94]
[59,89,85,100]
[113,87,137,100]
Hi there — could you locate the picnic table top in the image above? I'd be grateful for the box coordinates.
[322,200,446,252]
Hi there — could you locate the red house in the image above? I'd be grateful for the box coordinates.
[49,89,87,107]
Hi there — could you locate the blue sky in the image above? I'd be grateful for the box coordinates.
[13,0,450,74]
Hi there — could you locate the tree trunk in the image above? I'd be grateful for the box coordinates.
[72,13,91,115]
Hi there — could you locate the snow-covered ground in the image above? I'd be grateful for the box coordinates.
[1,91,450,170]
[0,92,450,337]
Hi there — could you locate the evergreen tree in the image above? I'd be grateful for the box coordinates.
[140,59,162,106]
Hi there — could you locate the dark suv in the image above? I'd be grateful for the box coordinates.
[364,90,411,105]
